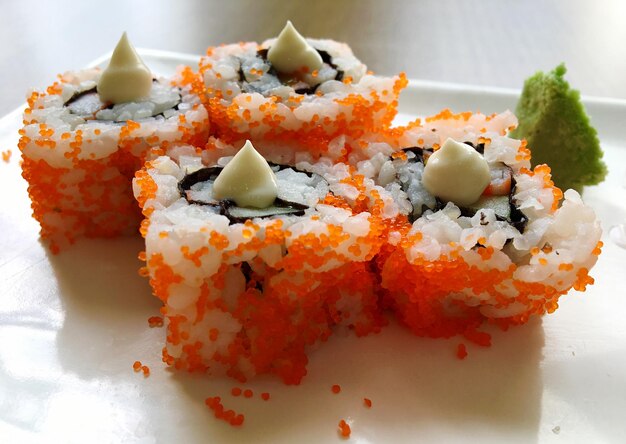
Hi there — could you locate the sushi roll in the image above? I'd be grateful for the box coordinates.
[356,110,602,340]
[199,21,407,160]
[18,33,209,252]
[133,141,388,383]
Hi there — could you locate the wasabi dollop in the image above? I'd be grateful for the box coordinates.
[511,64,607,192]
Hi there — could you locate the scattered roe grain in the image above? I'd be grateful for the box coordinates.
[205,396,245,427]
[231,387,242,397]
[148,316,164,327]
[331,384,341,394]
[1,150,10,162]
[338,419,351,438]
[132,360,150,376]
[457,343,468,360]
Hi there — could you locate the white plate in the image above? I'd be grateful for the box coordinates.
[1,50,626,444]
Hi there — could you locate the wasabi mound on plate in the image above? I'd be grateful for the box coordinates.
[511,64,607,192]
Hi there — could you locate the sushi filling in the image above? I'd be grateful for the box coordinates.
[64,81,182,122]
[178,164,329,224]
[388,145,527,231]
[236,49,344,96]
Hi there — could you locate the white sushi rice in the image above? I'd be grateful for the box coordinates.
[200,40,405,142]
[137,146,377,277]
[21,67,208,169]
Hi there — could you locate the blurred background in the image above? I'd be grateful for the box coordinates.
[1,0,626,115]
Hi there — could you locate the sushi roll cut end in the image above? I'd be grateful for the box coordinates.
[19,33,209,251]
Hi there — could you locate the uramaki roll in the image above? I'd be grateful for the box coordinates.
[356,110,602,341]
[133,143,389,383]
[199,22,407,160]
[19,62,208,252]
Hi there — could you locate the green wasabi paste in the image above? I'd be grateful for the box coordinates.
[511,64,607,192]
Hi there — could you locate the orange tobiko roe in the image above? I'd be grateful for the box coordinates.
[135,160,390,384]
[199,43,407,160]
[456,344,468,360]
[150,258,385,384]
[338,419,351,438]
[134,105,601,386]
[376,152,600,343]
[205,396,245,427]
[18,68,209,253]
[204,74,406,161]
[231,387,242,397]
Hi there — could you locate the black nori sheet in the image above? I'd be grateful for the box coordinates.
[240,261,263,291]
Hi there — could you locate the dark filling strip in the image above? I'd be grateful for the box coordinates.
[63,79,181,122]
[178,166,310,224]
[458,176,528,233]
[238,49,344,95]
[240,261,263,291]
[399,145,527,232]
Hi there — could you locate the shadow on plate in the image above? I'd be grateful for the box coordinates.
[43,235,545,442]
[170,317,545,443]
[48,236,161,380]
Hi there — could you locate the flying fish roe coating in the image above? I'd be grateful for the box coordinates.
[456,343,468,360]
[19,67,209,252]
[128,73,602,389]
[134,145,391,383]
[205,396,245,427]
[352,110,602,340]
[200,40,407,160]
[378,178,600,339]
[338,419,351,438]
[148,316,164,327]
